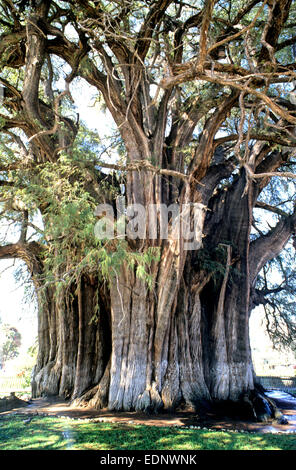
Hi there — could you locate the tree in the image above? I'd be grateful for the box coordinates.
[0,321,21,369]
[0,0,296,419]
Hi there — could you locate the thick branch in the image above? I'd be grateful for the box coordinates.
[214,132,296,148]
[95,159,189,182]
[249,206,296,281]
[255,201,289,217]
[22,14,47,127]
[197,0,216,70]
[188,91,239,181]
[135,0,173,60]
[161,69,296,125]
[258,0,293,63]
[0,241,43,275]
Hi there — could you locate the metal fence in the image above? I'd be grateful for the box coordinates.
[257,376,296,394]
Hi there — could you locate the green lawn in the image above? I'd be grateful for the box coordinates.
[0,415,295,450]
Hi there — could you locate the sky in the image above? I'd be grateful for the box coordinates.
[0,260,37,354]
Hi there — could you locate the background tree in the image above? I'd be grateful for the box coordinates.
[0,321,21,369]
[0,0,296,419]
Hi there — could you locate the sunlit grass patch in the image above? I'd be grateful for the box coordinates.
[0,416,68,450]
[0,415,295,451]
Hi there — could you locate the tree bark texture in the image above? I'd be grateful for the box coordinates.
[32,276,111,401]
[29,160,296,422]
[30,175,267,417]
[30,246,257,416]
[28,129,296,419]
[1,1,296,422]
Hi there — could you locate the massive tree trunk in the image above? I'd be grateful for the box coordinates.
[32,275,111,402]
[29,158,296,421]
[29,241,261,418]
[27,109,294,420]
[1,0,296,423]
[27,174,265,420]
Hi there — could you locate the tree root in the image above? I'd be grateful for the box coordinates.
[211,384,289,424]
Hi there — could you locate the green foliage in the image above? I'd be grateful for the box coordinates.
[20,344,38,389]
[194,243,237,286]
[1,147,160,300]
[0,321,21,368]
[95,242,160,289]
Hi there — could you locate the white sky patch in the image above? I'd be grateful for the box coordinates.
[0,260,37,354]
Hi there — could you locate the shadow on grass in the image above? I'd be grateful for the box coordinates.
[0,415,295,451]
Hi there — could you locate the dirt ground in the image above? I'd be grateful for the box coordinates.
[1,395,296,434]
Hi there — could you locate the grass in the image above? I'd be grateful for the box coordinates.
[0,415,296,451]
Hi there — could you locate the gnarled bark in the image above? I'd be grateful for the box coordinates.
[1,0,296,423]
[32,276,111,400]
